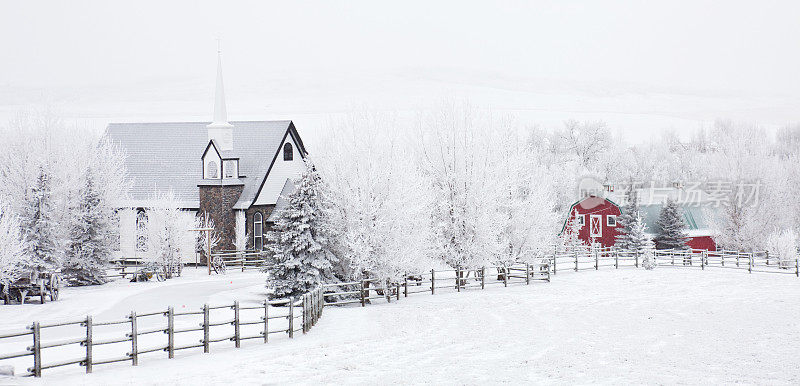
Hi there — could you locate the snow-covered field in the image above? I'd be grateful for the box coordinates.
[3,267,799,385]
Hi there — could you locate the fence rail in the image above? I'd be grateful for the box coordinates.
[0,261,551,378]
[546,246,800,277]
[0,287,324,377]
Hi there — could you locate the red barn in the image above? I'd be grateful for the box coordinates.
[560,196,622,247]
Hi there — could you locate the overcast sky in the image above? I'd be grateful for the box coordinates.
[2,1,798,144]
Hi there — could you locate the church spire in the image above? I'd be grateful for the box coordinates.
[207,45,234,150]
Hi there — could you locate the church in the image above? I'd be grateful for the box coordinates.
[105,54,307,262]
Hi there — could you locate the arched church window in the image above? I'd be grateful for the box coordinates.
[253,212,263,251]
[283,143,293,161]
[207,160,219,179]
[136,209,148,252]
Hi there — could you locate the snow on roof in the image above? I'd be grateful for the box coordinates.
[105,120,293,209]
[267,179,296,222]
[639,202,713,233]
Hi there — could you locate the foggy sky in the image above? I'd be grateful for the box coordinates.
[2,1,798,144]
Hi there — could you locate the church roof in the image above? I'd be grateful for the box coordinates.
[267,179,297,222]
[105,120,298,209]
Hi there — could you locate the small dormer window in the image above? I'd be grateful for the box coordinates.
[283,143,293,161]
[223,159,238,179]
[207,161,219,179]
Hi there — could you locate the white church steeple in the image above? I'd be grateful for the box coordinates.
[207,47,234,151]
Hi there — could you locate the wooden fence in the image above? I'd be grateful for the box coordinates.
[547,246,800,277]
[0,262,549,378]
[0,287,324,377]
[210,250,266,271]
[323,262,551,307]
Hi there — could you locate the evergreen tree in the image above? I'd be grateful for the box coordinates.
[265,163,339,299]
[20,167,60,276]
[63,171,113,285]
[653,198,689,250]
[627,212,650,254]
[615,184,642,250]
[560,209,585,250]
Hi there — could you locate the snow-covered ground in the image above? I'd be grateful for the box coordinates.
[3,267,799,385]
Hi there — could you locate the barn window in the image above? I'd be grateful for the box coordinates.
[577,214,585,227]
[136,210,148,252]
[253,212,263,250]
[283,143,293,161]
[607,215,617,227]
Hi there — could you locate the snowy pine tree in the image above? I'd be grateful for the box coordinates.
[627,212,650,254]
[653,198,689,250]
[615,184,642,250]
[265,163,339,299]
[63,171,114,285]
[20,167,61,276]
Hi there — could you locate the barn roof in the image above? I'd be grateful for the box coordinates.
[639,203,712,236]
[105,120,300,209]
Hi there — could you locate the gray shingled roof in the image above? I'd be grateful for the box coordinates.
[267,179,297,222]
[105,120,292,209]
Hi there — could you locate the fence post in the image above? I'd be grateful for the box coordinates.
[595,251,599,270]
[796,258,799,278]
[615,250,619,269]
[481,266,486,289]
[455,267,460,292]
[503,264,508,287]
[233,301,241,347]
[749,255,753,274]
[721,250,725,266]
[31,322,41,377]
[525,264,531,285]
[302,294,308,333]
[385,279,392,303]
[736,251,740,267]
[635,252,639,268]
[360,280,366,306]
[288,297,295,338]
[395,282,400,301]
[431,269,435,295]
[765,251,770,266]
[202,304,210,353]
[264,299,269,343]
[130,311,138,365]
[85,315,93,373]
[167,307,174,358]
[404,276,408,298]
[574,250,578,272]
[553,254,557,275]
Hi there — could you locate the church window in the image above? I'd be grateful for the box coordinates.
[283,143,293,161]
[253,212,263,250]
[207,160,219,179]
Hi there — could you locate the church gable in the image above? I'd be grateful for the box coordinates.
[202,140,222,179]
[251,125,307,206]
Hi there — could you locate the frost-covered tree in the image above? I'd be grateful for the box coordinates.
[559,209,585,250]
[641,241,657,270]
[627,213,650,255]
[265,162,339,298]
[766,229,798,269]
[495,130,560,264]
[19,167,61,276]
[318,111,436,282]
[62,171,114,285]
[653,198,688,250]
[615,184,643,250]
[145,193,198,278]
[419,103,506,268]
[0,206,26,292]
